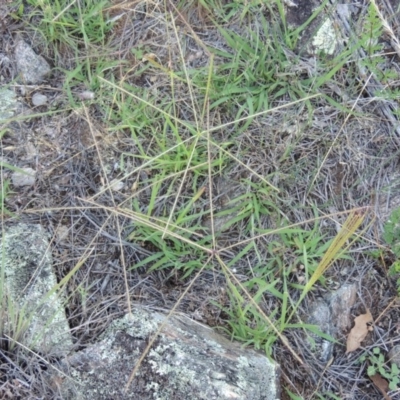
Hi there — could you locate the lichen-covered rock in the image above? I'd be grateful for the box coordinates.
[0,88,17,122]
[305,299,333,363]
[52,309,280,400]
[15,40,51,84]
[1,223,73,356]
[305,284,357,362]
[285,0,339,55]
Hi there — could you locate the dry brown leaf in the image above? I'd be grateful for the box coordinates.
[346,309,373,353]
[370,373,392,400]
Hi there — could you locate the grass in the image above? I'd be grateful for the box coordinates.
[1,0,400,398]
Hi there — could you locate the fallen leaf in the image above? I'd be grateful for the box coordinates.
[346,309,373,353]
[370,373,392,400]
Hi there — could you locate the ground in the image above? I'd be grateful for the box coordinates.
[1,0,400,399]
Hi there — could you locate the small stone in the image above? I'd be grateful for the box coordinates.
[32,92,48,106]
[15,40,51,84]
[110,179,124,192]
[11,167,36,186]
[77,90,95,100]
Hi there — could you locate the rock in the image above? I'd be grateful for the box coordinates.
[31,92,48,106]
[1,223,73,356]
[388,345,400,368]
[305,299,333,362]
[305,283,357,362]
[327,283,357,335]
[50,309,280,400]
[11,167,36,186]
[0,88,17,122]
[15,40,51,84]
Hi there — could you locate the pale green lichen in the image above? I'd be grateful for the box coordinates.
[1,223,73,355]
[0,88,17,122]
[55,308,279,399]
[312,18,337,55]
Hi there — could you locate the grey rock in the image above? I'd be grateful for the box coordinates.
[305,299,333,362]
[305,283,357,362]
[1,223,73,356]
[15,40,51,84]
[51,309,280,400]
[11,167,36,186]
[0,88,17,122]
[327,283,357,335]
[388,345,400,368]
[31,92,48,106]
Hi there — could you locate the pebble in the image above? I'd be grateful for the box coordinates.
[32,92,48,106]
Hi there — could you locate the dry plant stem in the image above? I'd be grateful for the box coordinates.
[118,162,209,211]
[370,0,400,58]
[223,207,370,252]
[4,334,73,382]
[24,203,206,248]
[215,254,304,365]
[208,139,280,192]
[161,12,202,239]
[289,209,366,320]
[97,77,321,195]
[97,76,192,130]
[166,0,212,56]
[124,255,213,391]
[56,211,117,290]
[310,359,334,399]
[81,212,153,255]
[201,55,214,120]
[51,0,77,22]
[204,94,321,134]
[206,99,217,250]
[303,209,366,293]
[82,105,133,316]
[374,297,398,324]
[79,198,214,254]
